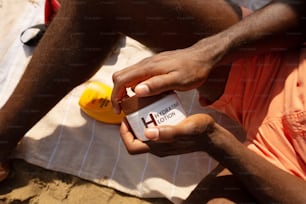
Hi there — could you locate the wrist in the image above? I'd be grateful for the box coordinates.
[205,122,241,161]
[193,32,233,68]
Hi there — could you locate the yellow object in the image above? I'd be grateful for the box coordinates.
[79,81,125,124]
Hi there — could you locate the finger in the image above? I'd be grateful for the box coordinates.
[112,52,181,111]
[134,72,186,97]
[144,117,197,143]
[145,114,215,142]
[145,126,179,143]
[145,141,182,157]
[120,119,150,154]
[112,63,155,113]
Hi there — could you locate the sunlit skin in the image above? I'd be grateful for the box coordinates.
[112,1,306,203]
[0,0,305,203]
[0,0,242,183]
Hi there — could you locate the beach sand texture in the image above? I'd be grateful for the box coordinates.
[0,160,171,204]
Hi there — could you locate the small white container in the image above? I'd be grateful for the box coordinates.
[120,92,186,141]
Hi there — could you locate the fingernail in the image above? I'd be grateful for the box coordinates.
[145,128,159,140]
[135,84,150,96]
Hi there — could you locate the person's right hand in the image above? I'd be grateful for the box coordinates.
[119,114,219,157]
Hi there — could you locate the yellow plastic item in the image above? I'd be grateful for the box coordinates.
[79,81,125,124]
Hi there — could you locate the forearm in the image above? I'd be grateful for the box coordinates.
[193,0,306,67]
[206,123,306,203]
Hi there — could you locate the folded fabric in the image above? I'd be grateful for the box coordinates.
[13,36,230,203]
[211,49,306,179]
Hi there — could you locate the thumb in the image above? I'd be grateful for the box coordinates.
[145,126,179,142]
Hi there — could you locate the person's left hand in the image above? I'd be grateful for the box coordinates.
[119,114,216,157]
[111,43,218,114]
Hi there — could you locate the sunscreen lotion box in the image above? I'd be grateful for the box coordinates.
[120,92,186,141]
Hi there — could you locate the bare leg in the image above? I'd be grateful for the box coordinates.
[0,0,241,177]
[0,1,120,162]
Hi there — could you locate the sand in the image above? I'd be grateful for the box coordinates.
[0,159,172,204]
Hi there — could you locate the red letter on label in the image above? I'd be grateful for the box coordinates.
[141,113,157,128]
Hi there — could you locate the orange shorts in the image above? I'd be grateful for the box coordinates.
[211,48,306,179]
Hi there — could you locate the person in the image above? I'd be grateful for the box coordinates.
[111,0,306,203]
[0,0,242,183]
[0,0,304,203]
